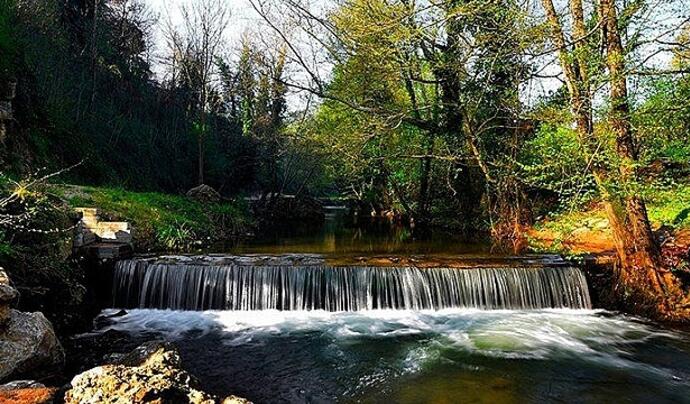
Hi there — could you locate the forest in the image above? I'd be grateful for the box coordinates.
[1,0,690,402]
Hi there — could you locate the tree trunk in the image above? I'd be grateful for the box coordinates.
[198,109,206,186]
[541,0,688,319]
[599,0,686,317]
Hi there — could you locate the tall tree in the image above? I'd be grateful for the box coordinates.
[252,0,532,241]
[539,0,690,318]
[164,0,229,186]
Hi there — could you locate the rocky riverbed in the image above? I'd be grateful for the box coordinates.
[0,267,250,403]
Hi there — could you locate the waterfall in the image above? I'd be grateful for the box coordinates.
[112,258,591,311]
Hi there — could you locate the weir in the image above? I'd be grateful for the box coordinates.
[112,257,592,311]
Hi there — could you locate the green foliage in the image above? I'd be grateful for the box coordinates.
[157,220,196,251]
[519,124,597,208]
[634,77,690,165]
[531,182,690,254]
[2,0,254,194]
[3,0,689,245]
[57,185,252,251]
[0,170,88,333]
[645,182,690,228]
[0,231,14,258]
[0,0,19,76]
[534,205,608,235]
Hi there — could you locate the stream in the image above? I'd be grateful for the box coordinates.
[79,214,690,403]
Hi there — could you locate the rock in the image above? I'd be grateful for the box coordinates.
[65,341,250,404]
[0,268,9,285]
[0,380,46,390]
[0,310,65,382]
[221,396,250,404]
[1,268,64,381]
[0,284,18,325]
[186,184,221,204]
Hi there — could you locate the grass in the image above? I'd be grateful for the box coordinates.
[53,185,253,251]
[530,182,690,253]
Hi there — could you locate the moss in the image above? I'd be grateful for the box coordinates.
[53,185,253,251]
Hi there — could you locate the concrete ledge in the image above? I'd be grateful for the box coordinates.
[95,222,132,243]
[74,208,133,249]
[84,243,133,260]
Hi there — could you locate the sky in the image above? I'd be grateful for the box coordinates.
[142,0,687,108]
[144,0,333,110]
[145,0,264,79]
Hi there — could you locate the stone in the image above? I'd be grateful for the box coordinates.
[186,184,221,204]
[73,207,133,247]
[0,310,65,382]
[65,341,250,404]
[0,267,9,285]
[95,221,132,243]
[0,284,18,325]
[0,268,17,326]
[0,380,45,390]
[73,220,97,248]
[222,396,250,404]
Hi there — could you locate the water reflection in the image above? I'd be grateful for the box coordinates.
[231,210,490,255]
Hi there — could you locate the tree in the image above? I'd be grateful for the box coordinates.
[251,0,534,242]
[163,0,229,186]
[538,0,690,318]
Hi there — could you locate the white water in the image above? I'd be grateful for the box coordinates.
[96,308,676,360]
[102,258,690,402]
[90,308,690,402]
[113,260,592,311]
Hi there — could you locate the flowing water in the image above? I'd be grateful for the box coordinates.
[112,260,591,311]
[90,218,690,403]
[95,308,690,403]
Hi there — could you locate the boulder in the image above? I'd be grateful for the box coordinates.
[0,310,65,382]
[186,184,221,204]
[65,341,249,404]
[0,267,17,325]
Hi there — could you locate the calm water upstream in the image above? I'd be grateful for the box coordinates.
[228,210,492,256]
[89,214,690,403]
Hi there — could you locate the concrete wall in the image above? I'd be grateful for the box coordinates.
[74,208,132,246]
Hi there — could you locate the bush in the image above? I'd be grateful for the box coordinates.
[519,124,597,210]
